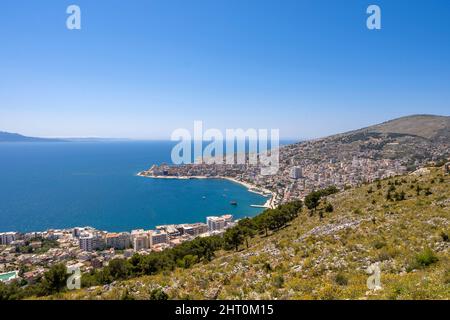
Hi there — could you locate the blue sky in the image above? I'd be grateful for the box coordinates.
[0,0,449,139]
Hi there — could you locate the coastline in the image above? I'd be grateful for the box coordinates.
[137,171,277,209]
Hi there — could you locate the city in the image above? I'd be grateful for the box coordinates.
[0,214,235,285]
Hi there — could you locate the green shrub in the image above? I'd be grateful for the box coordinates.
[149,288,168,300]
[333,273,348,286]
[273,275,284,288]
[373,240,386,250]
[414,248,439,268]
[416,249,438,266]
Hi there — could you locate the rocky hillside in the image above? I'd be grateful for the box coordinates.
[310,114,450,160]
[55,165,449,300]
[362,114,450,141]
[325,115,450,161]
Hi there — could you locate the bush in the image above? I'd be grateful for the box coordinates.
[273,275,284,288]
[414,248,439,268]
[416,249,438,266]
[373,240,386,250]
[334,273,348,286]
[325,203,334,213]
[149,288,168,300]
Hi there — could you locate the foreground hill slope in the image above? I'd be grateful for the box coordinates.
[57,166,449,300]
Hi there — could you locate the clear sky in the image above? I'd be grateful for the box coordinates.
[0,0,449,139]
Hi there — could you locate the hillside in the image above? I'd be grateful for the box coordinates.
[366,115,450,141]
[144,114,450,203]
[54,166,449,300]
[0,131,63,142]
[341,114,450,141]
[319,114,450,160]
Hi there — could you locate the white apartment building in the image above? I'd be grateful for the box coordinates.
[133,235,149,251]
[106,232,131,250]
[290,166,302,179]
[149,230,169,246]
[131,229,150,251]
[0,232,19,245]
[206,216,226,231]
[79,234,106,252]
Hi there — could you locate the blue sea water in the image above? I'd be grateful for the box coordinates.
[0,141,268,232]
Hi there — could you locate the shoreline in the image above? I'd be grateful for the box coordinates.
[0,173,275,235]
[137,171,277,209]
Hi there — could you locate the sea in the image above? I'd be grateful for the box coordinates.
[0,141,280,233]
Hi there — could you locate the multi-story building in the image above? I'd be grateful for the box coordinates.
[79,234,106,252]
[149,230,169,246]
[131,230,150,251]
[0,232,19,245]
[156,225,181,237]
[206,215,234,232]
[72,228,81,238]
[106,232,131,250]
[206,216,226,231]
[222,214,233,225]
[182,223,209,236]
[290,166,302,179]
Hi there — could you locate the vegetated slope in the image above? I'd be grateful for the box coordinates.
[306,114,450,163]
[335,114,450,141]
[364,114,450,141]
[58,166,450,300]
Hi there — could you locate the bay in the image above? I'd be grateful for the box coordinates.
[0,141,267,232]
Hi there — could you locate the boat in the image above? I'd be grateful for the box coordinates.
[230,201,238,206]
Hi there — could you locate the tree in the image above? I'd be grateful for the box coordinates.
[318,186,339,197]
[177,254,198,269]
[224,226,245,251]
[107,258,130,280]
[255,212,271,237]
[41,263,68,295]
[267,209,288,230]
[305,191,321,216]
[0,282,23,301]
[191,236,222,261]
[237,218,257,248]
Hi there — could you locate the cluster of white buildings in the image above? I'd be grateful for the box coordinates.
[0,232,20,245]
[72,215,234,253]
[1,214,236,284]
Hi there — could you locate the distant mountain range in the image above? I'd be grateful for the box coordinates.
[0,131,64,143]
[0,131,130,143]
[1,114,449,144]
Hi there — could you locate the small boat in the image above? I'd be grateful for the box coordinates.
[230,201,238,206]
